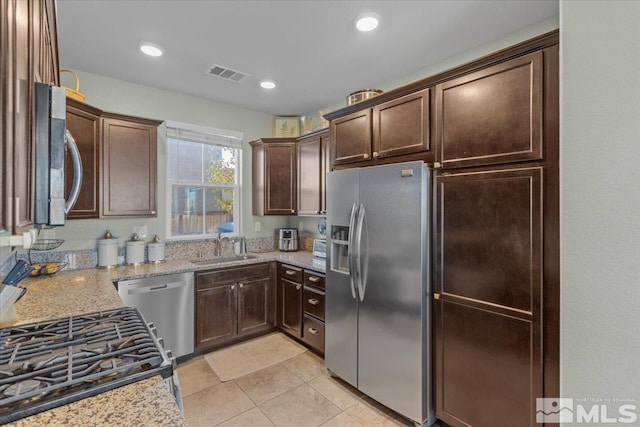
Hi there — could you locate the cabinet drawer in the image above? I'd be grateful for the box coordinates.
[280,264,303,283]
[303,315,325,353]
[303,287,325,321]
[304,271,325,290]
[197,263,270,289]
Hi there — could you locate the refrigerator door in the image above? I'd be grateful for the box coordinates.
[325,168,360,388]
[357,161,430,424]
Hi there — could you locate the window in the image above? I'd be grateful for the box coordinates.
[166,121,243,238]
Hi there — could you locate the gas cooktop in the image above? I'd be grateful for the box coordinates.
[0,307,173,424]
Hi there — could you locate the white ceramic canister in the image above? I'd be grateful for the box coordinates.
[125,233,145,265]
[147,235,165,263]
[97,230,118,268]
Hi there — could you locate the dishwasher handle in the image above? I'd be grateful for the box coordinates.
[125,280,188,295]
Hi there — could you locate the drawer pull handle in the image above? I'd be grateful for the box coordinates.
[308,276,320,283]
[239,283,244,288]
[231,285,236,290]
[308,298,320,305]
[285,270,296,276]
[296,285,302,290]
[308,327,319,335]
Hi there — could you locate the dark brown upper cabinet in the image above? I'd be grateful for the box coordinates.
[330,109,372,166]
[330,89,430,169]
[296,129,330,216]
[101,113,161,217]
[65,99,102,219]
[372,89,430,160]
[435,51,543,169]
[1,0,59,235]
[250,138,297,215]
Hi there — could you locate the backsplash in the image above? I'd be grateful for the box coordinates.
[0,236,276,276]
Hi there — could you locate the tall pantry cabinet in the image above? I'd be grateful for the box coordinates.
[433,39,559,426]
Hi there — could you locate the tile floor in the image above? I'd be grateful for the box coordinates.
[177,334,418,427]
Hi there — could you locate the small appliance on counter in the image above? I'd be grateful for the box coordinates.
[147,235,166,263]
[125,233,145,265]
[312,238,326,271]
[97,230,118,268]
[278,228,299,252]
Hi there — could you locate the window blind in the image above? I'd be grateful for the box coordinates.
[165,120,243,148]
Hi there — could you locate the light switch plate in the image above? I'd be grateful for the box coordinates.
[254,221,261,232]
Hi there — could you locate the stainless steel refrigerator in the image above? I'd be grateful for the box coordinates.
[325,161,434,426]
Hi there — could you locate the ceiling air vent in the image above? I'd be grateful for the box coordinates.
[207,64,250,83]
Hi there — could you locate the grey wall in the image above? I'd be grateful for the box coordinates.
[50,71,288,250]
[560,0,640,410]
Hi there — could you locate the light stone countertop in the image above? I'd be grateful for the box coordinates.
[3,251,320,426]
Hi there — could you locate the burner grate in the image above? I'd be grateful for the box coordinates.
[0,307,172,424]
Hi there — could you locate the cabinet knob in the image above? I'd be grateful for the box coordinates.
[290,209,295,214]
[363,153,370,159]
[151,210,157,215]
[373,151,379,158]
[308,327,319,335]
[231,285,236,290]
[433,292,441,300]
[296,285,302,290]
[433,162,442,169]
[239,283,244,288]
[308,298,319,305]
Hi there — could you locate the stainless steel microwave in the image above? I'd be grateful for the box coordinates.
[34,83,82,227]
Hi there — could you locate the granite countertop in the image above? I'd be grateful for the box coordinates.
[3,250,320,426]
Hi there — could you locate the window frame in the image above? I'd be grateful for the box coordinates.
[165,120,243,240]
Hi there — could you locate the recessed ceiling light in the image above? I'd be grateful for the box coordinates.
[355,13,380,32]
[140,43,163,57]
[260,80,276,89]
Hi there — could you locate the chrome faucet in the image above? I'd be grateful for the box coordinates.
[215,232,230,257]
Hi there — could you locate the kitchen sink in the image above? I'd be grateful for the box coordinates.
[190,254,259,266]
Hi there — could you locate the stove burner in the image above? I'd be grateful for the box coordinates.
[0,307,172,425]
[4,379,42,397]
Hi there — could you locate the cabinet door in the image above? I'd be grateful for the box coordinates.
[435,51,543,169]
[297,134,322,215]
[281,279,302,338]
[102,115,158,216]
[0,0,13,235]
[237,278,271,336]
[196,284,238,350]
[320,132,330,214]
[265,142,296,215]
[331,109,371,166]
[65,99,101,218]
[372,89,430,160]
[434,166,543,426]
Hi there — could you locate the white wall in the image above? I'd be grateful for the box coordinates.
[560,0,640,407]
[51,71,288,250]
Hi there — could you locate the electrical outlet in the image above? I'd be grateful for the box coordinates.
[298,221,304,232]
[254,221,261,232]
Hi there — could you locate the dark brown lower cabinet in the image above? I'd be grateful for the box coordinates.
[196,263,275,352]
[435,166,544,427]
[280,278,303,338]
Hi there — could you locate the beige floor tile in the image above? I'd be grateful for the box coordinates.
[205,333,307,381]
[259,384,341,427]
[216,407,275,427]
[319,411,366,427]
[281,351,328,382]
[183,381,255,427]
[235,364,304,404]
[360,397,414,426]
[308,375,362,410]
[344,401,407,427]
[177,358,221,397]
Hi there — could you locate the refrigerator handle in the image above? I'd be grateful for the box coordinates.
[347,203,358,299]
[355,203,366,302]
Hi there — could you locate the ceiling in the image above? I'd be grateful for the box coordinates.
[56,0,558,116]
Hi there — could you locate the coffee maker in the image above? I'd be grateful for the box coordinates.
[278,228,299,252]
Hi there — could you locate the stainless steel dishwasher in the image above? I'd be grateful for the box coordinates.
[117,272,194,359]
